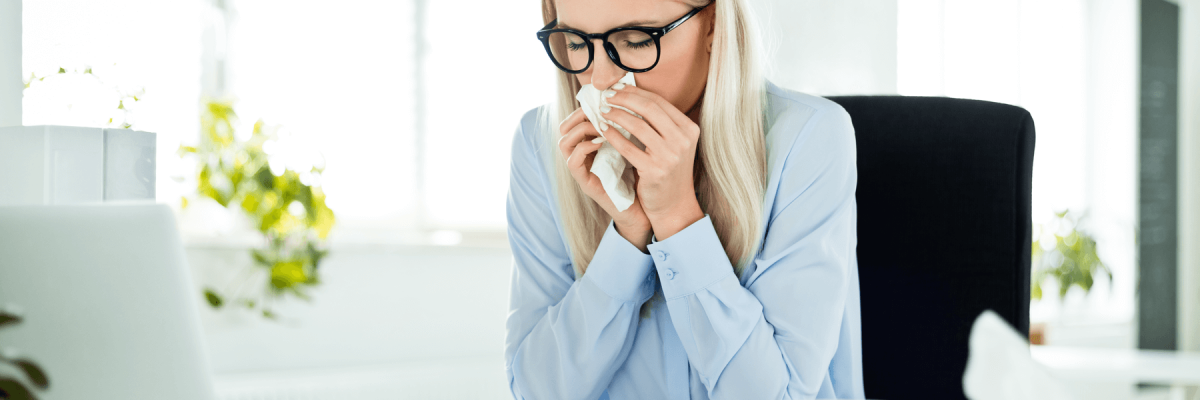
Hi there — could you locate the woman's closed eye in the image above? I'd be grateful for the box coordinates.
[623,40,653,49]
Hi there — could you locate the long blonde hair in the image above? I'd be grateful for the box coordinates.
[537,0,768,291]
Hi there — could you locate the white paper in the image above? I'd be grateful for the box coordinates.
[575,71,644,212]
[962,310,1076,400]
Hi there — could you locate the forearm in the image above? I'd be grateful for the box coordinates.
[508,275,648,400]
[614,220,652,254]
[641,213,843,398]
[507,214,660,398]
[647,197,705,241]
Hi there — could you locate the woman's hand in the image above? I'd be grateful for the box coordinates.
[599,85,705,240]
[558,108,653,252]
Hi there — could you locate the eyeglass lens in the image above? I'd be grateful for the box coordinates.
[547,30,657,71]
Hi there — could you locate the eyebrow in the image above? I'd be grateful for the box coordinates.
[557,19,663,32]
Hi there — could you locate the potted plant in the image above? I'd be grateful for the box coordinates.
[1029,209,1112,344]
[178,99,336,319]
[0,306,49,400]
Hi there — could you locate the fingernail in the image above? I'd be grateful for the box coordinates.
[612,83,626,90]
[601,123,608,132]
[601,105,611,113]
[592,136,606,144]
[603,90,615,98]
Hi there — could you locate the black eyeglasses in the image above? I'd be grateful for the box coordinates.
[536,3,710,74]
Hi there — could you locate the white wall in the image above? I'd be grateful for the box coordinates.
[0,0,20,127]
[747,0,898,95]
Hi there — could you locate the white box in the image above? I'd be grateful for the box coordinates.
[0,125,156,205]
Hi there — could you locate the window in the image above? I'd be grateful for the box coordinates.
[22,0,203,209]
[898,0,1137,338]
[24,0,558,244]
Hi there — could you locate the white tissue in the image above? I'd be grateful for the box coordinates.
[575,71,645,212]
[962,310,1076,400]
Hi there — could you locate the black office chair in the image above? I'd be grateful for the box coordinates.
[827,96,1034,400]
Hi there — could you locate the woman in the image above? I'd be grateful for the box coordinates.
[504,0,863,398]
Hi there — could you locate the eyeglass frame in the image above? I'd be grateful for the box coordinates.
[535,2,711,74]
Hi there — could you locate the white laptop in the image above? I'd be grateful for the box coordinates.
[0,203,215,399]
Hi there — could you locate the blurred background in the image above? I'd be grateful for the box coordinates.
[2,0,1199,398]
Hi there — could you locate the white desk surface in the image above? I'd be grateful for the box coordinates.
[1031,345,1200,385]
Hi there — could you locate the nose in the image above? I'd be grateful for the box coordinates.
[587,39,624,89]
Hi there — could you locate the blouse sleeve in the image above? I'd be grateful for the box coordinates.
[643,105,858,399]
[503,112,659,400]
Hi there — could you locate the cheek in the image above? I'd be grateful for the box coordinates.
[637,46,699,109]
[575,71,593,87]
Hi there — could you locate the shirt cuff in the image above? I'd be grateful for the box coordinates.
[583,218,657,303]
[646,214,737,299]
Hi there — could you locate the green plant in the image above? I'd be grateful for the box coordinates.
[179,98,335,319]
[22,66,142,129]
[1031,209,1112,300]
[0,308,49,400]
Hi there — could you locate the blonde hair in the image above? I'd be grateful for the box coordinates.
[536,0,768,313]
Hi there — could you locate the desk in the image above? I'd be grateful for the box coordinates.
[1031,345,1200,399]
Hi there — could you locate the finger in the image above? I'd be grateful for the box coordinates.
[567,137,603,171]
[602,106,665,151]
[559,118,599,148]
[567,140,603,187]
[606,89,678,143]
[617,85,695,130]
[601,123,653,171]
[610,85,696,141]
[558,120,601,161]
[558,107,588,137]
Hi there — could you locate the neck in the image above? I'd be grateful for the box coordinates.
[686,97,703,125]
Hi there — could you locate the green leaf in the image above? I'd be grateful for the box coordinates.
[13,360,48,390]
[203,289,224,308]
[0,377,37,400]
[57,67,65,74]
[250,249,272,266]
[254,167,274,190]
[270,261,307,290]
[0,312,20,329]
[261,309,277,320]
[241,193,261,215]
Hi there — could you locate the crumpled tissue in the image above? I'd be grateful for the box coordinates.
[962,310,1076,400]
[575,71,645,212]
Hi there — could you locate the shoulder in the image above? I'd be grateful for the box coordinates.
[513,105,549,153]
[508,103,564,216]
[763,81,855,151]
[760,81,857,221]
[511,104,555,173]
[762,81,856,178]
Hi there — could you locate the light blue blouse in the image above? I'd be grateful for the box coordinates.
[504,80,864,400]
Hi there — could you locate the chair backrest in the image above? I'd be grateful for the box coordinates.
[828,96,1034,400]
